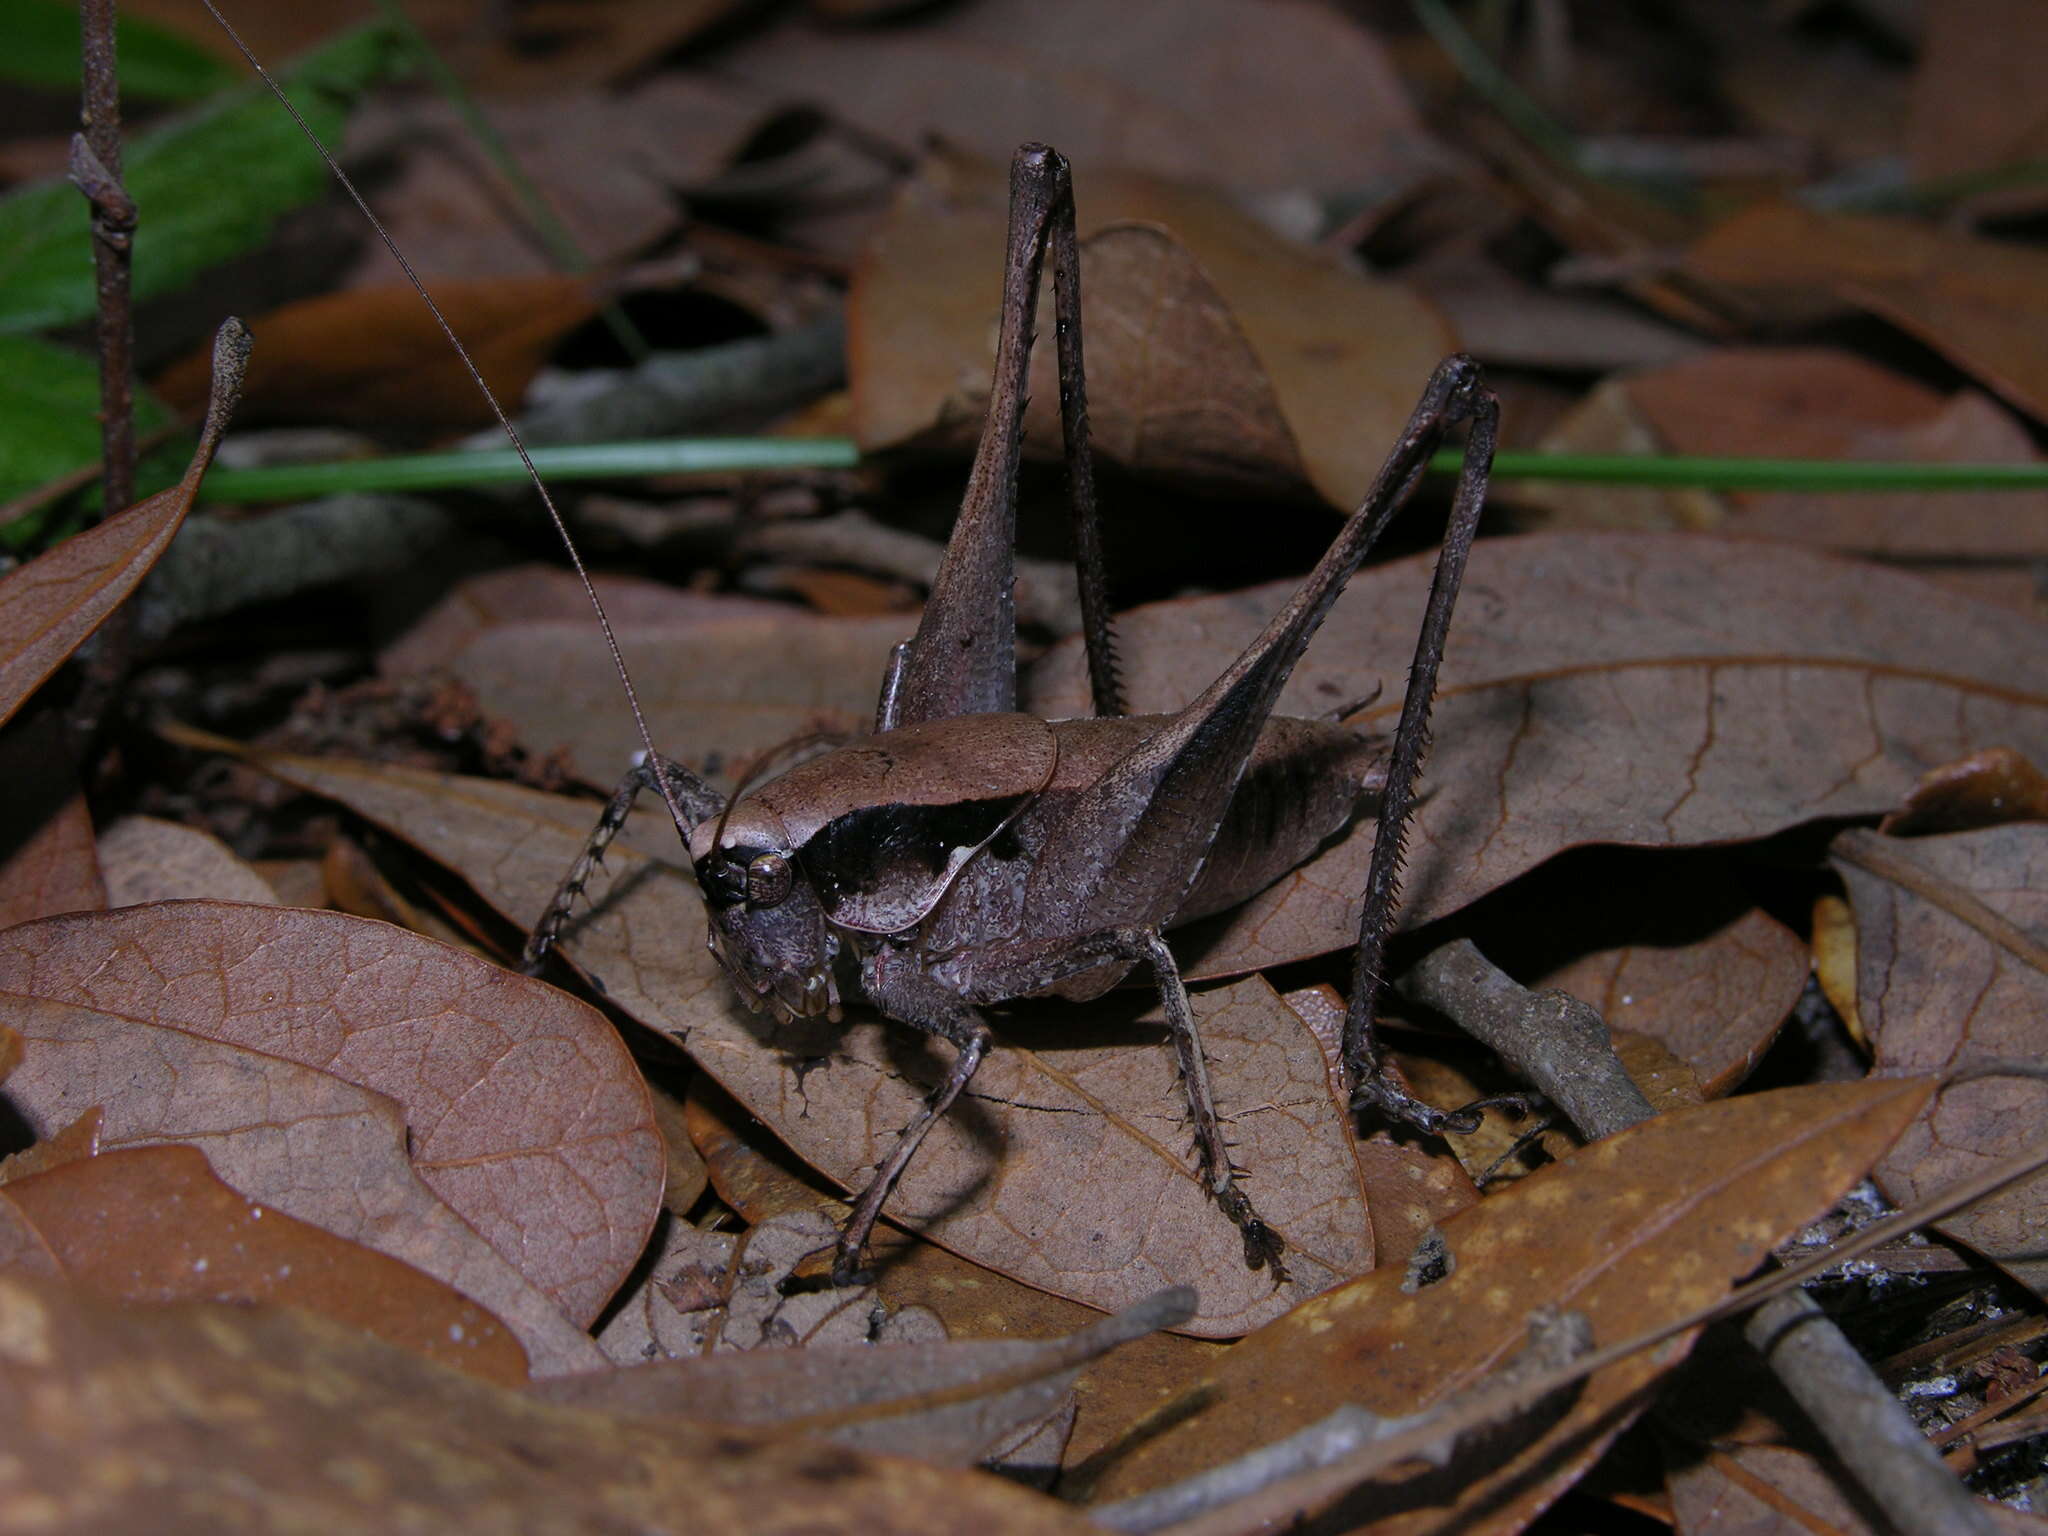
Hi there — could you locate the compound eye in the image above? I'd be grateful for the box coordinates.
[746,851,793,907]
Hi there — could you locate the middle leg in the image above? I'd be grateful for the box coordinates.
[938,926,1287,1278]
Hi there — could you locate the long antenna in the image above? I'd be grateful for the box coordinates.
[197,3,695,846]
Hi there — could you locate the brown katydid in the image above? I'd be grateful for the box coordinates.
[517,148,1517,1282]
[206,7,1513,1284]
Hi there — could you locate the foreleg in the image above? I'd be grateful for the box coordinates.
[522,753,722,972]
[838,946,993,1283]
[938,928,1285,1278]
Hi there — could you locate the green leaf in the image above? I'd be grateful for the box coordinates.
[0,0,238,101]
[0,335,188,546]
[0,22,411,336]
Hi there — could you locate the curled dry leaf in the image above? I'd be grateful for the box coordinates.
[154,278,598,430]
[1685,204,2048,426]
[1518,347,2048,559]
[0,902,661,1328]
[0,710,105,929]
[1027,531,2048,977]
[0,1143,528,1386]
[539,1284,1194,1468]
[1831,825,2048,1295]
[0,318,248,730]
[234,750,1370,1334]
[853,150,1452,509]
[97,814,279,907]
[1882,747,2048,837]
[0,988,601,1375]
[0,1269,1104,1536]
[1083,1080,1935,1533]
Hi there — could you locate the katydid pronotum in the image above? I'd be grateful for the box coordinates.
[210,10,1516,1285]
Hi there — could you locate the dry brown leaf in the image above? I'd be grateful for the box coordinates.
[0,321,246,729]
[0,902,660,1328]
[1026,531,2048,976]
[1686,204,2048,426]
[1084,1079,1935,1532]
[1812,892,1866,1052]
[1453,852,1808,1098]
[97,815,279,907]
[0,710,105,929]
[0,1142,528,1385]
[852,150,1452,508]
[155,278,598,430]
[377,565,791,677]
[1519,347,2048,559]
[1270,983,1481,1271]
[646,1079,708,1218]
[1909,0,2048,195]
[188,747,1370,1334]
[685,1075,1226,1469]
[338,77,758,287]
[1665,1440,2046,1535]
[717,0,1435,196]
[537,1285,1190,1467]
[1831,826,2048,1294]
[1881,747,2048,837]
[0,1200,57,1278]
[0,988,602,1375]
[443,609,908,789]
[1410,247,1703,375]
[0,1267,1104,1536]
[0,1105,100,1184]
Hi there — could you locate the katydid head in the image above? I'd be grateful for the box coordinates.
[690,802,842,1023]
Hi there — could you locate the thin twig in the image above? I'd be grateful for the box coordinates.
[73,0,135,520]
[1398,937,1652,1133]
[66,0,140,753]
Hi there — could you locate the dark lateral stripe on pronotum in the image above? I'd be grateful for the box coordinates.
[798,794,1033,932]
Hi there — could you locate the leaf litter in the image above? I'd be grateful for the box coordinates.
[7,3,2048,1529]
[0,901,663,1328]
[0,1141,529,1385]
[1831,825,2048,1297]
